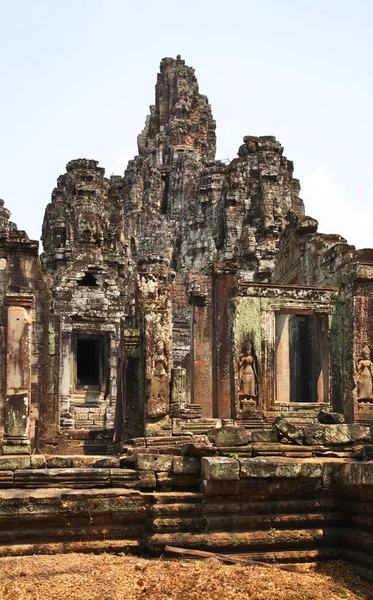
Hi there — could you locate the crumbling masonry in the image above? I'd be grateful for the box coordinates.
[1,57,373,570]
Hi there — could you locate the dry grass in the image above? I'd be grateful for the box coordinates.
[0,554,372,600]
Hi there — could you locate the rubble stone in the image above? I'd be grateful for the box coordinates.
[272,418,304,445]
[304,424,369,446]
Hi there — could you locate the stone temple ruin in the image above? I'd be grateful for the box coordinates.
[1,56,373,570]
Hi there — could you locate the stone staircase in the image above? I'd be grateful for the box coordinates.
[70,386,107,429]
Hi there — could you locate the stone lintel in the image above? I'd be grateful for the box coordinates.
[5,292,34,308]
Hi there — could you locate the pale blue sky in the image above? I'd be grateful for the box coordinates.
[1,0,373,248]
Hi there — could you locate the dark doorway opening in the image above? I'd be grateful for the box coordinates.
[77,339,99,385]
[289,315,312,403]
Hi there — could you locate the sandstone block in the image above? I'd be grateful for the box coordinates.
[137,470,156,488]
[172,456,201,475]
[46,456,72,468]
[207,426,249,447]
[181,443,218,457]
[353,445,373,461]
[239,458,301,479]
[318,410,345,424]
[201,457,240,481]
[200,479,240,496]
[272,417,303,445]
[250,429,279,443]
[0,456,30,470]
[30,455,47,469]
[2,445,30,455]
[304,424,369,446]
[135,454,173,472]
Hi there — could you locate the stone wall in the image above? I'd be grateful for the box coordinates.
[0,454,373,574]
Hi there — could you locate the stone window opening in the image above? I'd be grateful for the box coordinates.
[275,312,328,404]
[78,272,98,287]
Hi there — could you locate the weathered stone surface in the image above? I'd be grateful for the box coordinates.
[181,443,218,457]
[135,454,173,472]
[207,426,250,447]
[201,457,240,481]
[172,456,201,475]
[30,456,47,469]
[318,410,345,424]
[304,424,369,446]
[250,429,279,443]
[0,456,31,471]
[272,418,304,445]
[239,457,300,479]
[353,445,373,461]
[137,470,157,488]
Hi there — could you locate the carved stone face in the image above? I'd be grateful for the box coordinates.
[362,345,371,360]
[155,339,165,354]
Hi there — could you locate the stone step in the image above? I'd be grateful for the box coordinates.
[145,526,340,553]
[150,512,340,533]
[151,497,336,516]
[12,468,138,489]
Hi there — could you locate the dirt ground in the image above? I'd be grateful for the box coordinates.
[0,554,372,600]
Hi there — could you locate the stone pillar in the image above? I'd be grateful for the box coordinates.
[137,269,173,437]
[4,293,33,453]
[275,313,290,404]
[189,289,213,418]
[60,330,71,415]
[171,367,187,407]
[212,264,238,419]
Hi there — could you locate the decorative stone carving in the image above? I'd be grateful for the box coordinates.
[170,367,186,406]
[238,339,258,411]
[356,344,373,401]
[148,339,169,417]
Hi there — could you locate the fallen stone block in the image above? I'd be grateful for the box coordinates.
[250,429,279,443]
[353,445,373,461]
[304,424,369,446]
[272,417,303,445]
[318,410,345,424]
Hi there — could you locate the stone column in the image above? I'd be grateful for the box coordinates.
[189,289,213,418]
[212,264,238,419]
[4,293,33,454]
[137,269,173,437]
[60,330,71,415]
[275,313,290,404]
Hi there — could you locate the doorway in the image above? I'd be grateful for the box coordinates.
[77,339,100,385]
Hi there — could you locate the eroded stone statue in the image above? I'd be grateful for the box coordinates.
[356,344,373,400]
[148,339,169,417]
[238,339,258,410]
